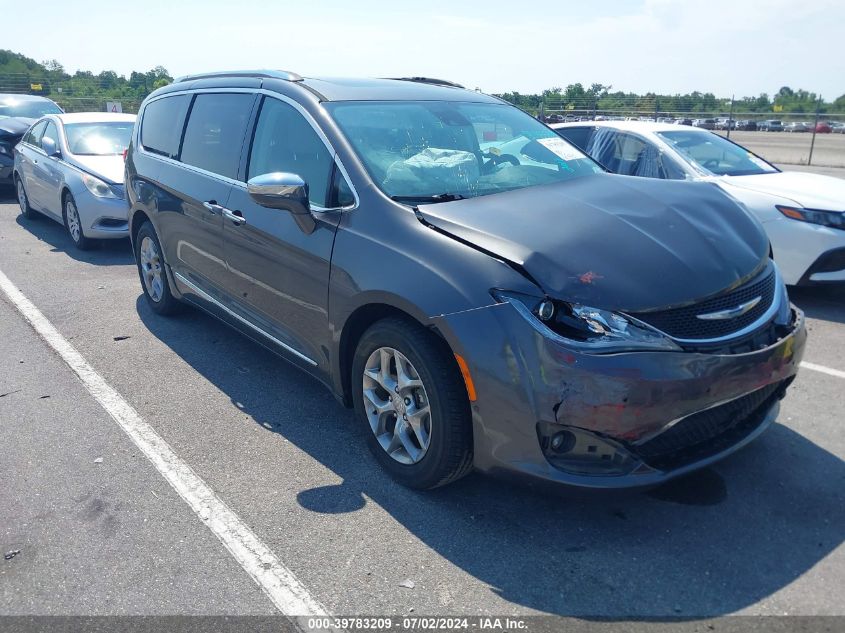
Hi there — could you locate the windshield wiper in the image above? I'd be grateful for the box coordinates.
[390,193,466,204]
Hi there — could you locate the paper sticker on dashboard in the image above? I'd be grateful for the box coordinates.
[537,137,584,161]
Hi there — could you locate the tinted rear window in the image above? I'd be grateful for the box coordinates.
[180,93,254,180]
[140,95,190,158]
[556,127,594,152]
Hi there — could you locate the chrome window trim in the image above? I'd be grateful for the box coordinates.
[136,87,359,211]
[173,271,318,367]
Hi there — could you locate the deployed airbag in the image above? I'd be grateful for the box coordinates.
[384,148,479,194]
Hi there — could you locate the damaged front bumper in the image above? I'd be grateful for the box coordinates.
[433,302,806,489]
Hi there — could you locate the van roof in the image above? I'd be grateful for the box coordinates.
[169,71,501,104]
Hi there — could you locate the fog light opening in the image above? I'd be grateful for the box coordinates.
[537,422,641,476]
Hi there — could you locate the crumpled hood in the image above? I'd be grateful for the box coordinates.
[67,154,125,185]
[0,116,34,137]
[720,171,845,211]
[418,174,768,312]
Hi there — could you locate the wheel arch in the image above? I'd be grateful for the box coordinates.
[130,208,152,248]
[336,301,451,408]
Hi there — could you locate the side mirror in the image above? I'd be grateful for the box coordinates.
[247,172,309,214]
[41,137,61,159]
[247,172,315,234]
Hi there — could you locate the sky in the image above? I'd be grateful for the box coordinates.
[2,0,843,99]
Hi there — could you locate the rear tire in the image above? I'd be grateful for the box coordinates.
[351,317,473,489]
[135,221,181,316]
[15,176,37,220]
[63,193,94,250]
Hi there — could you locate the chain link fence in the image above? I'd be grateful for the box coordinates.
[0,72,155,114]
[528,96,845,168]
[2,73,843,167]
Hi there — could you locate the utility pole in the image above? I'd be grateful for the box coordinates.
[808,95,822,167]
[727,95,735,140]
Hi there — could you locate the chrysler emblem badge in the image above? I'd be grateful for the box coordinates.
[696,296,762,321]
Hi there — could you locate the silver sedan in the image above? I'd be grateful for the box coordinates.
[13,112,135,249]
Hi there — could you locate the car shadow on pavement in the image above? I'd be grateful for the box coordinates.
[790,284,845,325]
[137,296,845,618]
[13,213,133,266]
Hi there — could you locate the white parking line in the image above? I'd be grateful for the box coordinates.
[801,361,845,380]
[0,267,330,619]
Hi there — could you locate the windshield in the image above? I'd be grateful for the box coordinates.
[327,101,602,201]
[656,130,777,176]
[64,122,134,155]
[0,99,63,120]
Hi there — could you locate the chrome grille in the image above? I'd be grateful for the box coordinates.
[629,265,776,340]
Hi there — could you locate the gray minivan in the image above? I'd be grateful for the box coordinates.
[126,71,805,490]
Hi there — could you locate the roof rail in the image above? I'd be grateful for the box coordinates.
[174,69,303,83]
[388,77,465,89]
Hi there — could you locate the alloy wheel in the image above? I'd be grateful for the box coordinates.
[17,179,27,214]
[362,346,432,465]
[66,198,82,242]
[139,236,164,302]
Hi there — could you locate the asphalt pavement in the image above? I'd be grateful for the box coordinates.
[1,187,844,620]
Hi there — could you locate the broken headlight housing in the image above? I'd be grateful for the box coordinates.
[492,290,681,353]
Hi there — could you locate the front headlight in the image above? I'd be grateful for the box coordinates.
[777,205,845,230]
[82,173,118,199]
[492,290,681,353]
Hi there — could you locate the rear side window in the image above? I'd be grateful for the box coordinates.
[247,97,333,206]
[556,127,595,152]
[140,94,190,158]
[180,93,255,180]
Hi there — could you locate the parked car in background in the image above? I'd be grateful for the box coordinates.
[674,117,693,126]
[815,121,832,133]
[126,71,804,490]
[14,113,136,249]
[735,120,758,131]
[829,121,845,133]
[0,94,64,186]
[758,120,784,132]
[692,118,716,130]
[715,118,735,130]
[784,122,809,133]
[553,120,845,286]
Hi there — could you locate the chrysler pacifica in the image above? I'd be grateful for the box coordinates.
[126,71,806,489]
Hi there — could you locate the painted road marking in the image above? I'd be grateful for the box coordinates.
[801,361,845,380]
[0,267,330,619]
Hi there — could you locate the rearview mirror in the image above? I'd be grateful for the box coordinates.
[41,137,61,159]
[247,172,309,214]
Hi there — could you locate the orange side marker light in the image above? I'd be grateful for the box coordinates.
[454,354,477,402]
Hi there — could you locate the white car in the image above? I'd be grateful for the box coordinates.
[552,120,845,285]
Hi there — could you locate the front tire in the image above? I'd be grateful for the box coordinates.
[135,221,181,316]
[351,317,473,489]
[63,193,94,250]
